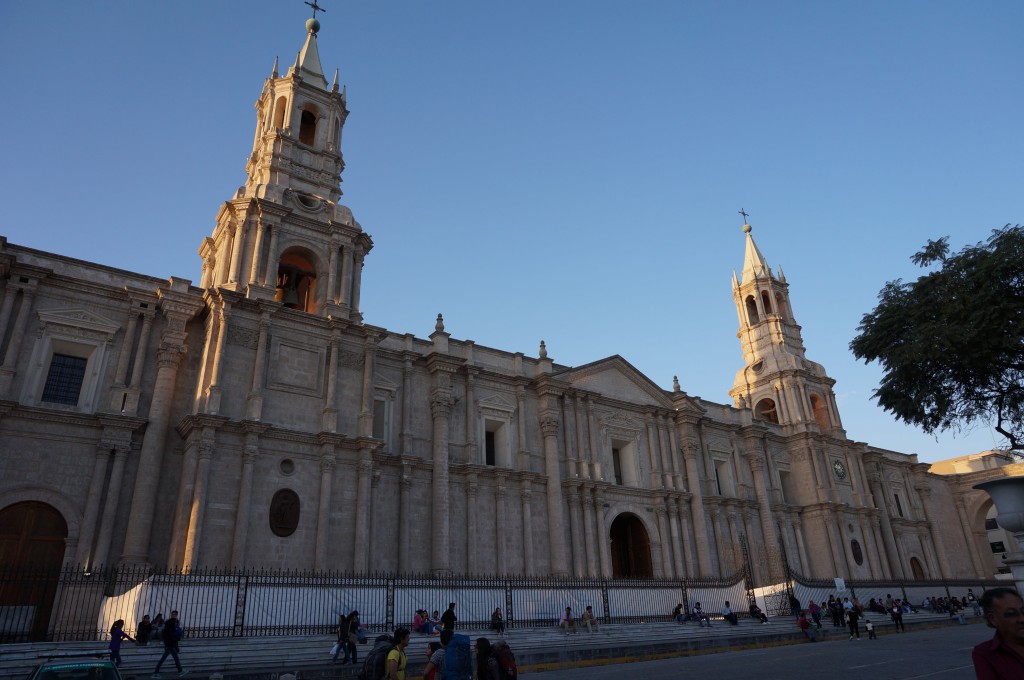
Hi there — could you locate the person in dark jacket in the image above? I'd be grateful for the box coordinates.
[153,609,188,677]
[441,603,457,631]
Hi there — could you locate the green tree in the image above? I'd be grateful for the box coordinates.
[850,224,1024,454]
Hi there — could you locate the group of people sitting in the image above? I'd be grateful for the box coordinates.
[412,609,444,636]
[670,600,761,626]
[557,605,601,633]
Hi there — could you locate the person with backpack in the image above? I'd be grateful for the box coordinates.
[423,629,452,680]
[360,633,395,680]
[347,610,362,664]
[491,639,517,680]
[333,613,350,664]
[152,609,187,678]
[440,632,473,680]
[474,638,501,680]
[386,627,410,680]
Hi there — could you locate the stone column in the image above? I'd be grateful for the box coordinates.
[398,466,412,573]
[582,488,597,577]
[667,497,685,577]
[0,286,18,344]
[655,505,672,577]
[262,224,281,287]
[91,444,131,569]
[322,330,341,432]
[682,441,712,575]
[76,446,112,566]
[644,413,661,488]
[871,517,893,578]
[679,502,696,577]
[586,398,601,480]
[515,386,529,469]
[540,413,569,575]
[350,250,365,319]
[727,509,744,575]
[182,439,215,570]
[230,436,259,568]
[358,336,377,437]
[466,474,479,575]
[128,313,155,390]
[121,296,197,566]
[464,369,477,463]
[228,221,246,284]
[821,509,846,576]
[352,452,373,573]
[595,488,611,578]
[743,509,762,584]
[858,515,881,578]
[0,284,36,395]
[495,477,508,575]
[659,415,680,490]
[326,240,339,304]
[575,395,589,479]
[167,437,199,567]
[339,246,353,308]
[567,487,584,576]
[914,479,950,578]
[867,470,906,578]
[247,218,266,285]
[712,507,731,573]
[204,304,230,415]
[246,312,271,420]
[520,483,535,575]
[743,437,784,582]
[955,497,988,577]
[113,313,140,386]
[428,376,454,574]
[314,447,335,570]
[400,355,413,455]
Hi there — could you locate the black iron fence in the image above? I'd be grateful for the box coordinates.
[0,564,746,643]
[791,568,1007,613]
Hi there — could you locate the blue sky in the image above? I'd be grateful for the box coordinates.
[1,1,1021,462]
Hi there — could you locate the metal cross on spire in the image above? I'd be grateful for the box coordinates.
[738,208,750,224]
[305,0,326,18]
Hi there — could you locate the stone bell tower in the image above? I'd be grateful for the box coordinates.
[728,222,843,435]
[198,14,372,320]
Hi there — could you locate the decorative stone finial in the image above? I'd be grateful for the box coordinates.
[539,340,547,359]
[331,68,339,92]
[742,223,752,234]
[435,313,444,333]
[673,375,681,393]
[272,55,279,78]
[306,17,321,34]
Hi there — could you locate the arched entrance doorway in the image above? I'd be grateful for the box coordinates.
[909,556,926,580]
[0,502,68,641]
[609,513,652,578]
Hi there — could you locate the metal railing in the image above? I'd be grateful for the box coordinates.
[0,564,745,643]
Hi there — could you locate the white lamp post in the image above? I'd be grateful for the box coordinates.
[974,477,1024,592]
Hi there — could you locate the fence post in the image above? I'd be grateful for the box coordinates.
[386,577,396,631]
[504,580,514,630]
[600,579,610,624]
[233,572,248,637]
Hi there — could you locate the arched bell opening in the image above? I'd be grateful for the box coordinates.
[754,398,779,424]
[0,501,68,641]
[609,512,653,578]
[809,393,829,430]
[909,556,926,580]
[275,248,319,314]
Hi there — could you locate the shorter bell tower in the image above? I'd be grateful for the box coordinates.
[728,222,843,434]
[198,15,371,320]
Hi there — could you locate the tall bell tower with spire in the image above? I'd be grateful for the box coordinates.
[198,10,371,320]
[728,220,844,434]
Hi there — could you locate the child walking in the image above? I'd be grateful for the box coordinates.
[865,618,876,639]
[109,619,135,667]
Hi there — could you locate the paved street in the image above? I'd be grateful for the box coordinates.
[532,624,987,680]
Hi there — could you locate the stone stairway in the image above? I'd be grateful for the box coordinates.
[0,610,978,680]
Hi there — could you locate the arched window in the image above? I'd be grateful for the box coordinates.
[909,556,926,579]
[809,393,829,430]
[745,295,760,324]
[333,116,341,150]
[275,248,318,314]
[754,398,779,424]
[775,292,787,320]
[760,290,773,314]
[299,110,317,145]
[272,96,287,129]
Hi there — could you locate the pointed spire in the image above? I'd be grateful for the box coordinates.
[331,68,339,93]
[778,265,787,284]
[272,55,279,78]
[295,18,329,90]
[740,222,772,285]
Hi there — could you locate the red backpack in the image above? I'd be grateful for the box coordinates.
[493,642,517,680]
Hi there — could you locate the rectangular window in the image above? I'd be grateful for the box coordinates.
[893,494,904,518]
[41,354,87,405]
[612,448,623,485]
[985,518,999,531]
[485,431,496,466]
[991,541,1006,553]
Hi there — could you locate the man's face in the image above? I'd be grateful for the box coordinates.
[987,593,1024,645]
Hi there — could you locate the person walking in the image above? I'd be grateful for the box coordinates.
[847,605,861,640]
[109,620,135,667]
[386,627,410,680]
[441,603,457,631]
[474,638,501,680]
[152,609,187,678]
[332,613,349,664]
[347,610,362,664]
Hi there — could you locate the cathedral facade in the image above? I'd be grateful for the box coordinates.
[0,18,1004,586]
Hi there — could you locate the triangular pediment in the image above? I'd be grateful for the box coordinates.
[37,307,120,336]
[555,355,673,408]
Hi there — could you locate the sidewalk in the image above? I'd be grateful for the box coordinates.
[0,610,980,680]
